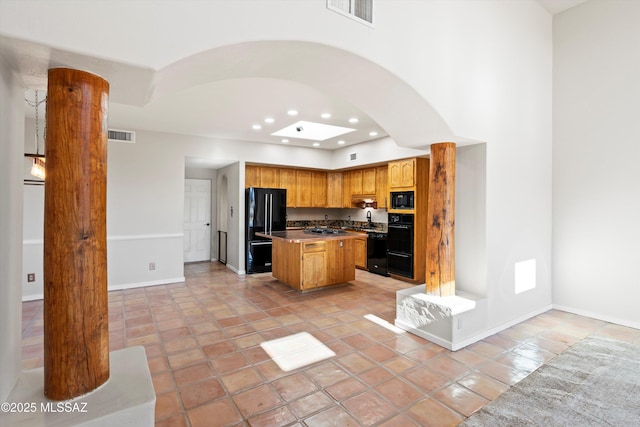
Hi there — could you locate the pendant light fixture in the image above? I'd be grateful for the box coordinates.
[24,89,46,185]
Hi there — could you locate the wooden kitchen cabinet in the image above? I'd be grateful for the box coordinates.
[302,242,327,290]
[350,169,363,195]
[260,167,279,188]
[354,235,367,270]
[362,168,376,194]
[311,171,327,207]
[279,168,297,207]
[245,165,280,188]
[270,234,357,292]
[326,172,343,208]
[296,170,312,207]
[376,165,388,208]
[342,171,352,207]
[388,158,416,189]
[326,239,355,284]
[245,165,260,188]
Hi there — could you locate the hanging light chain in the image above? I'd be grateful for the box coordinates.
[25,89,47,155]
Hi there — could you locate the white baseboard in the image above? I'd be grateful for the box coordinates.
[21,277,186,302]
[107,277,186,292]
[459,304,553,345]
[553,304,640,330]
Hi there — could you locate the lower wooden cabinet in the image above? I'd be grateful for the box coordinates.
[302,250,327,290]
[354,236,367,270]
[272,238,356,291]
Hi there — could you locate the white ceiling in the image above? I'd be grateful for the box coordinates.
[14,0,587,157]
[536,0,588,15]
[107,77,386,151]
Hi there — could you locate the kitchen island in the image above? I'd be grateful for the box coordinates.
[257,229,363,291]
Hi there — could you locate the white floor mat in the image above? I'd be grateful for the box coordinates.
[260,332,336,372]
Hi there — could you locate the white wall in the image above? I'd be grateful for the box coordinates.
[0,56,24,401]
[553,1,640,327]
[13,1,558,336]
[217,162,242,272]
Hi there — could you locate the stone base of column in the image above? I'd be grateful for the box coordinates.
[395,285,487,351]
[0,347,154,426]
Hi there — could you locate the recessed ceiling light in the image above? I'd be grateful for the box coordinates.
[312,142,320,147]
[252,124,262,130]
[281,139,289,144]
[264,117,274,124]
[287,109,298,116]
[337,140,345,145]
[369,131,378,137]
[321,113,331,119]
[348,117,359,124]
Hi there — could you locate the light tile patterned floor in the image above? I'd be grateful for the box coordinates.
[20,262,640,427]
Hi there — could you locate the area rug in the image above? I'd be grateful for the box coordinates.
[260,332,336,372]
[460,335,640,426]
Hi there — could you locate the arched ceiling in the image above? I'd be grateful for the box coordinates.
[2,36,465,150]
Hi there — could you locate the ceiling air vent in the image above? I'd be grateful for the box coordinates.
[348,152,358,162]
[108,129,136,143]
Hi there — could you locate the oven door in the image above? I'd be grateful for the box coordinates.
[387,224,413,254]
[387,251,413,278]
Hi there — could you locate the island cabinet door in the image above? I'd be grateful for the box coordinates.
[302,251,327,290]
[327,239,355,284]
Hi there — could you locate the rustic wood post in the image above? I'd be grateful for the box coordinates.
[43,68,110,400]
[426,142,456,296]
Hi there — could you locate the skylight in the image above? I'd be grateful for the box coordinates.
[271,120,356,141]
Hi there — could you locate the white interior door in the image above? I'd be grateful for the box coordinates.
[184,179,211,262]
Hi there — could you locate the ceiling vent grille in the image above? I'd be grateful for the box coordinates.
[108,129,136,143]
[348,152,358,162]
[327,0,374,26]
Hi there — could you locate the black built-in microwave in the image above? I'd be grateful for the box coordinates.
[390,191,414,210]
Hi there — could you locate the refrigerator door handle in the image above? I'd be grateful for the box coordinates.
[250,241,272,246]
[269,194,273,234]
[264,193,268,234]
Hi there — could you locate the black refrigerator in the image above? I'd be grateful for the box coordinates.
[245,187,287,274]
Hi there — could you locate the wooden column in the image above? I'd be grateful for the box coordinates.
[426,142,456,296]
[43,68,110,400]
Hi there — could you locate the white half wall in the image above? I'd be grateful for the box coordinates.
[553,1,640,327]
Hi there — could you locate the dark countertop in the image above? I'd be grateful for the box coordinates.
[257,230,366,243]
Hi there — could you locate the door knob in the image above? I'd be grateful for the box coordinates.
[206,223,210,226]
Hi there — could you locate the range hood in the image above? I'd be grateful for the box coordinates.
[351,194,377,209]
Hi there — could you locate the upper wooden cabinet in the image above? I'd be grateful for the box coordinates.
[350,170,363,195]
[342,172,352,208]
[246,163,390,209]
[245,165,280,188]
[279,168,297,207]
[388,158,416,189]
[296,170,312,207]
[260,167,279,188]
[311,171,327,207]
[326,172,343,208]
[362,168,376,194]
[376,166,388,208]
[245,165,261,188]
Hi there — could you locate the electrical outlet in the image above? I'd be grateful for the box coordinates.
[149,262,156,271]
[27,273,35,282]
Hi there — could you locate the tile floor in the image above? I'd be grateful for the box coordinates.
[20,262,640,427]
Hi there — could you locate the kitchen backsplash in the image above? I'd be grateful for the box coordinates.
[286,219,387,232]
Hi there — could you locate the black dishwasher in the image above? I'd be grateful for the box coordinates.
[367,232,389,276]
